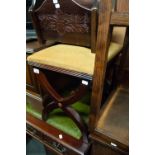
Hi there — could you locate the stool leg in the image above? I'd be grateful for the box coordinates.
[42,101,58,121]
[62,106,88,143]
[34,69,89,141]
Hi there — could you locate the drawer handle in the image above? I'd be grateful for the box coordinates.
[52,142,66,153]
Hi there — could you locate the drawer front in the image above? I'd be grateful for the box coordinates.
[26,124,80,155]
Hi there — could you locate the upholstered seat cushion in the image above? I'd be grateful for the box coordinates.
[26,94,90,140]
[27,43,122,75]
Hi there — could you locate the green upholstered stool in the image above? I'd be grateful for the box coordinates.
[26,94,90,140]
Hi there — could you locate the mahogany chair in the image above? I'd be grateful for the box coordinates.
[27,0,127,145]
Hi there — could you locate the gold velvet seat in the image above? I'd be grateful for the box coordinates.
[27,42,122,75]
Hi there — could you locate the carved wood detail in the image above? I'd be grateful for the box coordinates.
[38,10,90,35]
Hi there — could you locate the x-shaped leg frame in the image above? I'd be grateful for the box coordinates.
[33,68,89,142]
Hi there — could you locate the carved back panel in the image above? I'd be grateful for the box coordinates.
[30,0,98,52]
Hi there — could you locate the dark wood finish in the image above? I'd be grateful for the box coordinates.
[26,55,39,93]
[111,0,129,26]
[96,87,129,149]
[26,39,55,53]
[36,70,88,105]
[117,27,129,83]
[26,112,90,155]
[71,0,97,10]
[90,85,129,155]
[26,1,129,155]
[29,0,97,52]
[91,8,97,53]
[28,61,93,80]
[26,39,56,93]
[26,62,35,90]
[34,69,89,142]
[26,64,39,93]
[26,39,44,93]
[89,0,112,131]
[89,1,129,153]
[116,0,129,13]
[27,0,129,133]
[91,137,128,155]
[89,0,129,131]
[111,12,129,26]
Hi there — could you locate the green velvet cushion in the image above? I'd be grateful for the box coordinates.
[26,94,90,140]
